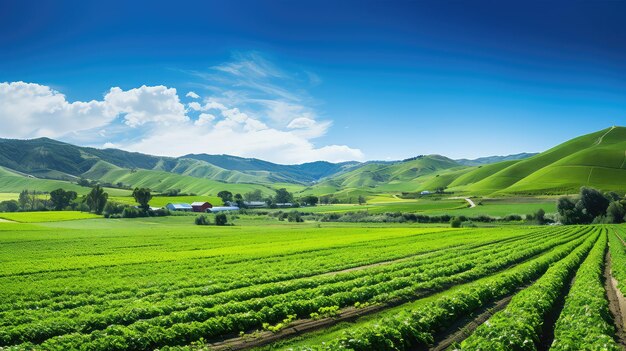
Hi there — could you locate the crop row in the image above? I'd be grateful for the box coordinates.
[9,227,592,350]
[1,227,501,309]
[458,228,601,350]
[0,227,570,343]
[609,226,626,298]
[551,229,619,350]
[291,227,596,351]
[0,226,567,336]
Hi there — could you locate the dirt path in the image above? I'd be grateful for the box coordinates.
[596,125,616,145]
[428,294,514,351]
[0,218,16,223]
[464,198,476,208]
[605,248,626,347]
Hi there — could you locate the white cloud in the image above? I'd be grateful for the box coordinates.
[105,85,188,127]
[186,91,200,99]
[0,81,112,138]
[188,102,202,111]
[0,81,363,164]
[194,113,215,126]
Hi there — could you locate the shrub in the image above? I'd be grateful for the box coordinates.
[287,211,304,222]
[215,213,228,226]
[195,215,210,225]
[450,217,462,228]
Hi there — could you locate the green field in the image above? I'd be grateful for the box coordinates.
[0,213,624,350]
[0,211,101,223]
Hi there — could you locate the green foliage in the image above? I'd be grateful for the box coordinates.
[49,188,78,210]
[0,200,19,212]
[551,230,619,350]
[217,190,233,205]
[215,213,228,226]
[450,217,462,228]
[287,211,303,222]
[274,188,293,204]
[194,214,210,225]
[132,187,152,211]
[85,185,108,214]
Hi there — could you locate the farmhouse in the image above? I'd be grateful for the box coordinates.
[165,203,193,211]
[191,202,213,212]
[276,203,294,208]
[208,206,240,213]
[420,191,431,195]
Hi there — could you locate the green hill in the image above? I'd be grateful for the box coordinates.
[0,126,624,199]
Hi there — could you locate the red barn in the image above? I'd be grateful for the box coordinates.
[191,202,213,212]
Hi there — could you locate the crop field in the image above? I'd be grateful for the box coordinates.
[0,211,101,223]
[0,215,625,351]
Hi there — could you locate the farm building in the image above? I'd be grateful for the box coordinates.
[208,206,240,213]
[276,203,294,208]
[420,191,431,195]
[165,203,193,211]
[244,201,267,208]
[191,202,213,212]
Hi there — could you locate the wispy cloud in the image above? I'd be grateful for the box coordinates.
[0,53,363,163]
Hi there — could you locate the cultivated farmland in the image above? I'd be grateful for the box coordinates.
[1,217,624,350]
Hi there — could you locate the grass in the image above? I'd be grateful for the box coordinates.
[0,211,101,223]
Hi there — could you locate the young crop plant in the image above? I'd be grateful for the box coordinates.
[293,227,595,351]
[551,229,619,350]
[459,229,601,351]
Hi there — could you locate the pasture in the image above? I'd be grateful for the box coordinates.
[0,213,624,350]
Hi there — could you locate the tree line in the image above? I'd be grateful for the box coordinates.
[557,186,626,224]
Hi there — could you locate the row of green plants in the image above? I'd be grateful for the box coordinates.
[0,229,492,338]
[459,229,602,350]
[608,227,626,298]
[303,227,596,351]
[4,228,585,349]
[0,228,566,343]
[551,230,619,350]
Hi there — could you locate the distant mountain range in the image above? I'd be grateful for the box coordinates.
[455,153,538,166]
[0,126,624,198]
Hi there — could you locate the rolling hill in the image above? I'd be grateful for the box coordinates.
[0,126,623,199]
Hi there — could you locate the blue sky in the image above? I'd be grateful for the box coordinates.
[0,0,625,163]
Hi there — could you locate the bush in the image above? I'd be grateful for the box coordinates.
[450,217,462,228]
[0,200,19,212]
[215,213,228,226]
[122,207,141,218]
[287,211,304,222]
[195,215,210,225]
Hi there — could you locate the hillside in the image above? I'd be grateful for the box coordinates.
[0,138,359,186]
[0,126,623,199]
[304,126,626,198]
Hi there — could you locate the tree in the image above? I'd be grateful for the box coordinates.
[234,193,244,207]
[215,213,228,226]
[18,190,30,210]
[535,208,546,225]
[607,201,626,224]
[50,189,78,211]
[132,188,152,211]
[358,195,366,205]
[85,185,108,214]
[217,190,233,205]
[300,195,319,206]
[0,200,19,212]
[244,189,264,202]
[274,188,293,204]
[578,186,610,219]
